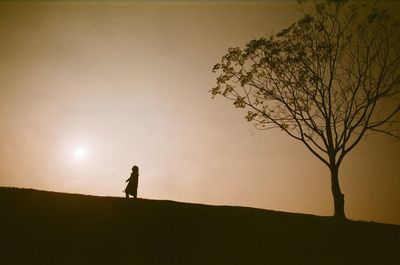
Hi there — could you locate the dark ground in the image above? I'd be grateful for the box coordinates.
[0,187,399,265]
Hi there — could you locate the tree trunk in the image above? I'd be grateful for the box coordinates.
[330,166,346,220]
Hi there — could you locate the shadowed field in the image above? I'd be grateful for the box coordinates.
[0,187,399,265]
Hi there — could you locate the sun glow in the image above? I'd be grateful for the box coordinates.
[73,146,87,160]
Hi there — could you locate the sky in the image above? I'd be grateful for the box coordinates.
[0,1,399,225]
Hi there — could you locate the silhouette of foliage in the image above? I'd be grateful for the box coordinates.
[211,0,400,220]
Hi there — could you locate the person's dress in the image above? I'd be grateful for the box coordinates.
[125,173,138,196]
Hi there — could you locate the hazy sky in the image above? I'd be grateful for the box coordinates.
[0,1,399,225]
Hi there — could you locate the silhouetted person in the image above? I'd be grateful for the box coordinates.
[125,165,139,199]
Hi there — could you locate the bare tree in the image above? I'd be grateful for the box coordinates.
[211,0,400,220]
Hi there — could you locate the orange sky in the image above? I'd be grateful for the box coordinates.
[0,1,399,225]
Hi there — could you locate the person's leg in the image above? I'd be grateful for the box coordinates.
[125,192,129,198]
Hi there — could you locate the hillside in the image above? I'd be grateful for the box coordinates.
[0,187,399,265]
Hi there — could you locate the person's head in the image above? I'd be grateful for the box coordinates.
[132,165,138,173]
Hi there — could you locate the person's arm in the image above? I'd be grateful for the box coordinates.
[126,177,130,182]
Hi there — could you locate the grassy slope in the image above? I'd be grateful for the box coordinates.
[0,187,399,265]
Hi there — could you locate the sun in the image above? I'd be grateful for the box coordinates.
[73,146,87,160]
